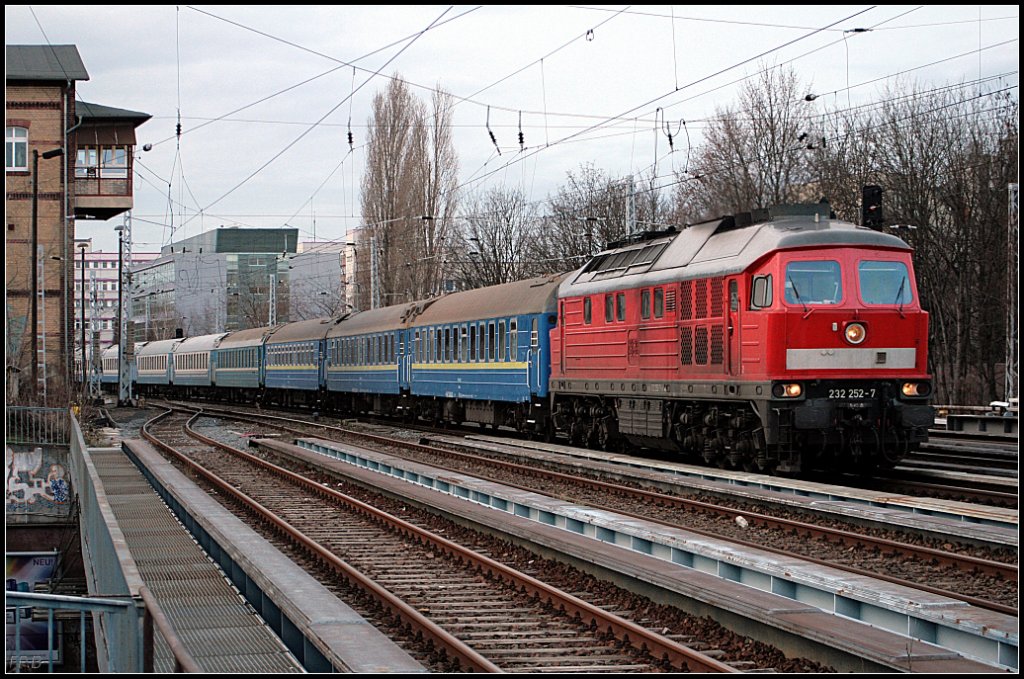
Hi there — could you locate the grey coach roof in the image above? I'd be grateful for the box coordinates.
[219,325,279,350]
[266,317,343,344]
[172,333,230,354]
[327,303,420,338]
[411,274,566,326]
[6,45,90,81]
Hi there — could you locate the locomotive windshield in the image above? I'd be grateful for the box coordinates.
[783,261,842,305]
[858,260,913,305]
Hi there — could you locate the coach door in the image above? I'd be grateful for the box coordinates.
[401,331,411,387]
[727,278,741,376]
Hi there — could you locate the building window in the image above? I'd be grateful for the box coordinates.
[76,147,99,177]
[6,127,28,171]
[101,147,128,178]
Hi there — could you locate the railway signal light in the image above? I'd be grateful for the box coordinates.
[862,185,884,230]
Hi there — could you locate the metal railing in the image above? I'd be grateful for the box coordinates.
[5,588,199,673]
[6,591,135,673]
[66,412,199,672]
[6,407,69,446]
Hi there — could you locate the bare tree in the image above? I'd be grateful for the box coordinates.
[360,78,459,307]
[233,278,270,329]
[812,82,1017,404]
[673,65,812,219]
[451,187,539,288]
[289,278,348,320]
[530,164,669,275]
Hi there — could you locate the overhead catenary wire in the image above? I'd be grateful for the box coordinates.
[179,6,458,231]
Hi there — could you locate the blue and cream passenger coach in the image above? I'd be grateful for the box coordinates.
[263,317,340,407]
[324,302,418,414]
[406,274,565,433]
[211,325,275,400]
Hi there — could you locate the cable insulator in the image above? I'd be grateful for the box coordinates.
[486,106,501,156]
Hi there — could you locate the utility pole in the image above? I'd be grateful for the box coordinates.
[88,269,101,401]
[78,241,88,393]
[1007,183,1019,402]
[269,273,277,326]
[626,175,637,236]
[117,213,134,406]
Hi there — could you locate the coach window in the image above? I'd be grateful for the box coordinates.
[654,288,664,318]
[461,326,468,362]
[498,320,506,362]
[583,298,592,324]
[616,292,626,322]
[509,320,517,360]
[434,328,441,363]
[605,295,614,323]
[641,289,651,320]
[531,319,539,347]
[468,325,477,362]
[750,275,773,309]
[488,322,496,361]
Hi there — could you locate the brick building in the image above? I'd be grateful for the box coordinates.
[6,44,149,403]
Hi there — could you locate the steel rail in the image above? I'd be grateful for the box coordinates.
[148,408,737,673]
[166,402,1018,618]
[141,409,501,673]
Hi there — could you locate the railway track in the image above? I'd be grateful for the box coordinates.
[140,409,759,673]
[161,402,1017,616]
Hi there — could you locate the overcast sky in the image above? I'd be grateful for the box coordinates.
[6,5,1019,254]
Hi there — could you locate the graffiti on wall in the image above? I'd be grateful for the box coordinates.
[5,445,71,514]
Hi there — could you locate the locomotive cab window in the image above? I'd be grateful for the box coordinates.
[859,261,913,305]
[784,261,841,305]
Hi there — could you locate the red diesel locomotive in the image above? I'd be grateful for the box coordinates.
[549,203,933,474]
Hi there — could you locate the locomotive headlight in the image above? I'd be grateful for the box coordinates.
[844,322,867,345]
[901,382,931,398]
[772,383,803,398]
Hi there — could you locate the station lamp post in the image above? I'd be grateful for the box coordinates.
[29,146,65,399]
[77,241,89,392]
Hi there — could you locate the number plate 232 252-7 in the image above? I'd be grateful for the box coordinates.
[828,388,876,400]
